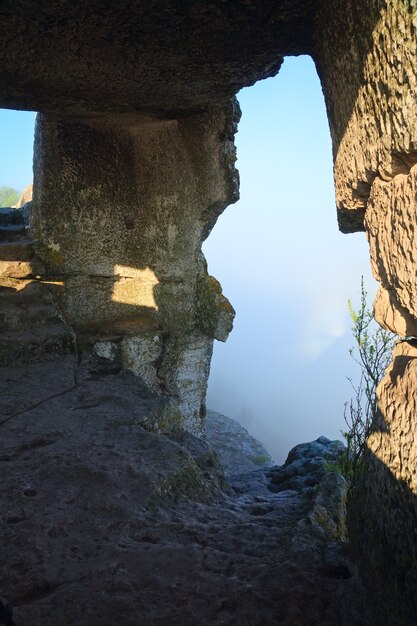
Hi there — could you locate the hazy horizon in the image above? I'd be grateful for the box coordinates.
[203,56,377,463]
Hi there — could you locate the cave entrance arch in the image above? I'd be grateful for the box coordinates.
[0,2,414,619]
[203,56,376,463]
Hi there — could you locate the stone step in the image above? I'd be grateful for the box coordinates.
[0,240,42,278]
[0,279,54,308]
[0,258,37,279]
[0,303,62,332]
[0,207,26,226]
[0,224,28,242]
[0,323,73,366]
[0,240,34,262]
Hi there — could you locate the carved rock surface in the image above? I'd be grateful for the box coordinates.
[31,103,240,434]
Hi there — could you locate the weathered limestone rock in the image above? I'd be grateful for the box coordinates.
[314,0,417,233]
[313,9,417,619]
[372,285,417,339]
[269,437,348,542]
[1,2,417,621]
[365,165,417,336]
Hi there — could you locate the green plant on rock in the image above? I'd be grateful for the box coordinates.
[253,453,270,466]
[330,278,397,496]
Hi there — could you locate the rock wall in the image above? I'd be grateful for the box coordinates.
[31,104,239,435]
[314,2,417,622]
[315,0,417,332]
[314,0,417,234]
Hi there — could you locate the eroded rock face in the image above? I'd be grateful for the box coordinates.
[365,165,417,336]
[313,9,417,619]
[13,185,33,209]
[204,410,273,476]
[322,0,417,337]
[314,0,417,234]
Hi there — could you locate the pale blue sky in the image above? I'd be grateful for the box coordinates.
[0,56,377,462]
[203,56,377,461]
[0,109,35,190]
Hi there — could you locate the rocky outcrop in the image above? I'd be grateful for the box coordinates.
[268,437,348,542]
[314,0,417,341]
[204,410,272,476]
[314,0,417,234]
[312,4,417,617]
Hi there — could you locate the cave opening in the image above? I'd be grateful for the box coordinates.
[203,56,377,464]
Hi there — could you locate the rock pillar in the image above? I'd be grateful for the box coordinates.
[31,103,239,435]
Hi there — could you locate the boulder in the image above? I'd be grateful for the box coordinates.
[204,409,273,477]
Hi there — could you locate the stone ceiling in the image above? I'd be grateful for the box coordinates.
[0,0,315,116]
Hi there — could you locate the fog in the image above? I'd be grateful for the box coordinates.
[203,56,377,464]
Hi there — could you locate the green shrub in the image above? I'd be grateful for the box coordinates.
[329,278,397,497]
[253,453,270,466]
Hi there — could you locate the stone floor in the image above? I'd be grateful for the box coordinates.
[0,353,369,626]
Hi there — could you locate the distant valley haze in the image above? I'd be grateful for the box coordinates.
[203,56,377,463]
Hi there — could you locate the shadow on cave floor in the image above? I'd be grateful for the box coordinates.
[0,269,370,624]
[0,349,370,626]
